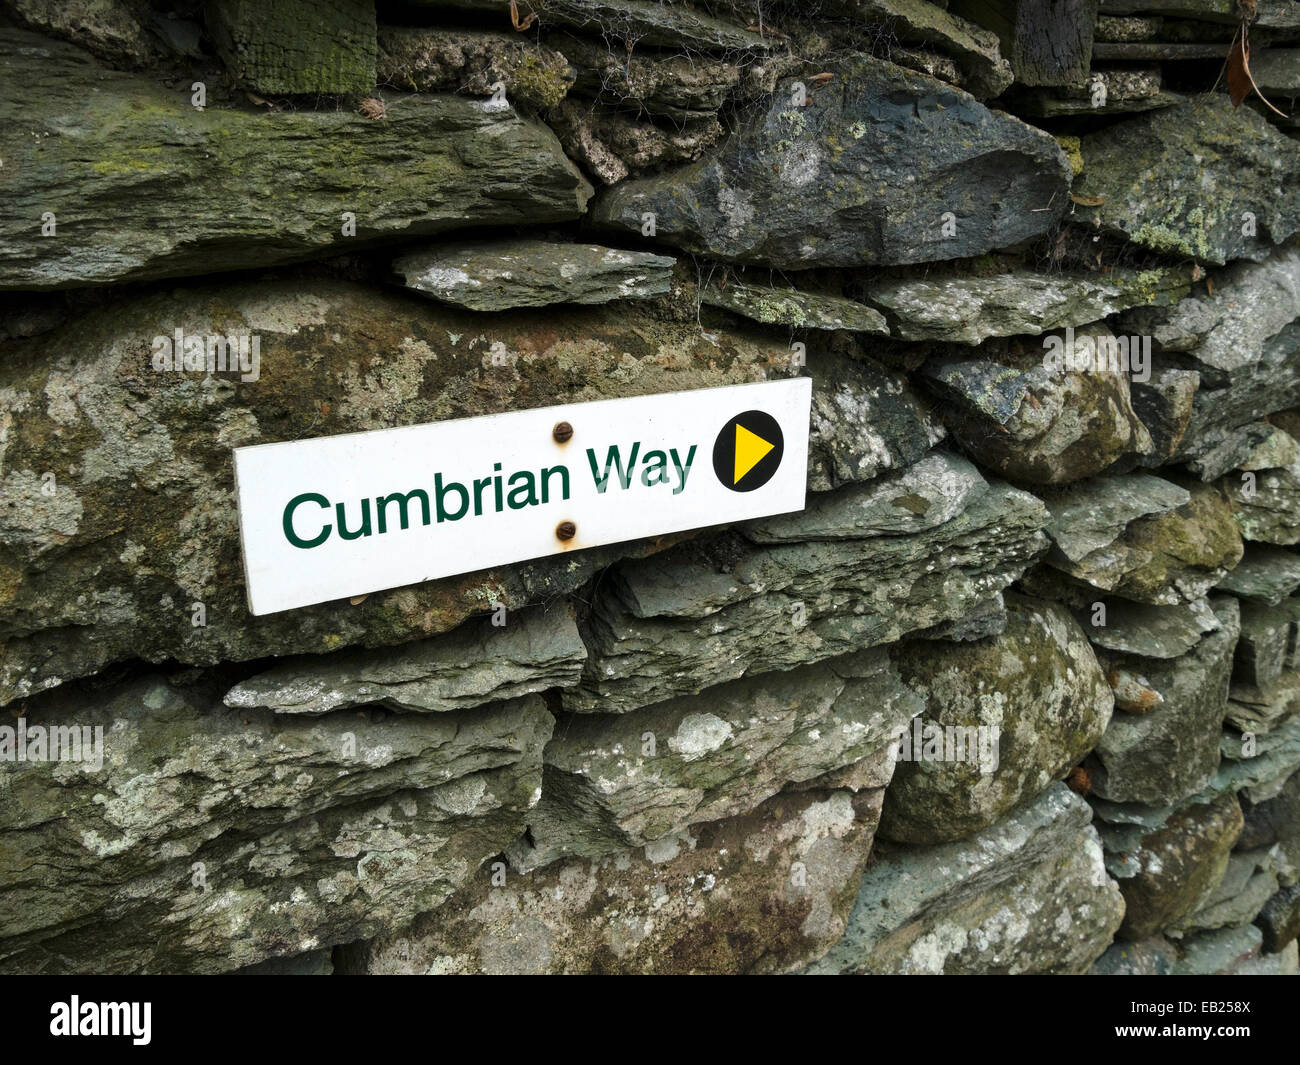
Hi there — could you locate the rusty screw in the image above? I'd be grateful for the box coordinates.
[555,521,576,542]
[553,421,573,443]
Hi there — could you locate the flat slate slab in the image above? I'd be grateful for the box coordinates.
[394,240,675,310]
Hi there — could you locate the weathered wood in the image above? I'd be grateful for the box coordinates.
[950,0,1100,86]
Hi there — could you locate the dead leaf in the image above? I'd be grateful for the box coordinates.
[350,594,368,606]
[1069,193,1106,207]
[809,73,834,88]
[1227,24,1287,116]
[1227,28,1252,107]
[1207,277,1215,297]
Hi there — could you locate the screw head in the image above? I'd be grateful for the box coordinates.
[553,421,574,443]
[555,520,576,542]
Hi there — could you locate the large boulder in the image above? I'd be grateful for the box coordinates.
[879,595,1113,844]
[591,55,1071,268]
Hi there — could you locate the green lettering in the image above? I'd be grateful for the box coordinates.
[283,492,332,549]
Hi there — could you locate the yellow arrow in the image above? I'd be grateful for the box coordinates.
[734,423,774,483]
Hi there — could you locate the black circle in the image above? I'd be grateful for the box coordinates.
[712,409,784,493]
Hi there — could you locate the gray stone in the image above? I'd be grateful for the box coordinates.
[0,0,160,65]
[1077,597,1222,659]
[1073,97,1300,264]
[1228,669,1300,734]
[1217,545,1300,605]
[817,0,1014,99]
[1228,458,1300,546]
[806,786,1125,974]
[512,648,920,869]
[0,676,553,973]
[879,595,1112,843]
[1043,480,1243,606]
[1233,600,1293,695]
[865,268,1190,345]
[1096,790,1243,940]
[921,325,1154,485]
[339,783,890,974]
[564,480,1047,714]
[1129,369,1200,466]
[1238,769,1300,850]
[237,950,334,976]
[1256,882,1300,952]
[701,282,888,335]
[0,31,593,289]
[207,0,377,95]
[591,55,1071,268]
[1252,48,1300,98]
[805,353,946,493]
[1086,597,1238,806]
[747,451,985,543]
[393,240,675,311]
[1125,249,1300,383]
[1216,714,1300,803]
[1040,473,1190,565]
[224,606,586,715]
[1176,848,1279,935]
[1089,937,1178,974]
[1170,924,1265,975]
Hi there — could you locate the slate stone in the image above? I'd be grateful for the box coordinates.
[0,676,553,973]
[0,30,593,289]
[1086,597,1239,806]
[1096,790,1243,940]
[565,480,1048,714]
[591,55,1071,268]
[394,240,676,311]
[1039,473,1190,564]
[806,786,1124,974]
[1043,480,1243,606]
[701,282,889,334]
[511,648,921,868]
[1073,96,1300,264]
[224,606,586,715]
[339,782,891,974]
[921,325,1154,484]
[1217,545,1300,605]
[865,268,1190,345]
[1076,597,1222,659]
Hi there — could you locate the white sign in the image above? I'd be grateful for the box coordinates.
[233,378,812,615]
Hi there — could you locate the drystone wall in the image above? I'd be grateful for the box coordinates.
[2,0,1300,976]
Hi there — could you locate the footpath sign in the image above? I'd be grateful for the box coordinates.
[234,379,812,614]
